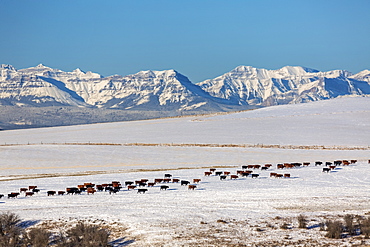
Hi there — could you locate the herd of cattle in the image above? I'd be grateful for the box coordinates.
[0,159,366,199]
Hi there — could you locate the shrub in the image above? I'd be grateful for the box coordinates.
[297,214,307,229]
[0,212,24,247]
[360,216,370,238]
[325,220,343,239]
[344,214,356,236]
[57,222,110,247]
[25,227,51,247]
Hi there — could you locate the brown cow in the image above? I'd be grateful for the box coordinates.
[303,162,310,166]
[277,164,284,169]
[20,188,28,193]
[127,185,136,190]
[163,178,171,183]
[264,164,272,168]
[275,174,283,178]
[188,185,197,190]
[28,186,37,190]
[204,172,212,176]
[193,179,201,183]
[284,174,291,178]
[172,179,180,183]
[154,178,163,184]
[223,171,230,175]
[58,191,65,195]
[147,183,155,187]
[253,165,261,169]
[87,187,96,195]
[230,175,238,180]
[270,172,277,177]
[25,192,34,197]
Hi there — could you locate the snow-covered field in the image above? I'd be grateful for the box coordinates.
[0,97,369,246]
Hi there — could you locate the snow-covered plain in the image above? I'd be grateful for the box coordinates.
[0,97,370,246]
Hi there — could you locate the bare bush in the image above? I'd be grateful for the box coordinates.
[325,220,343,239]
[25,227,51,247]
[297,214,307,229]
[56,222,110,247]
[360,216,370,238]
[0,212,23,247]
[343,214,356,236]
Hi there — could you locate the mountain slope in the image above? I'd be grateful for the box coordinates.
[197,65,370,106]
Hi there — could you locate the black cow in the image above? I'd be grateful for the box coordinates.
[137,189,148,194]
[160,185,169,190]
[181,180,190,186]
[251,174,259,178]
[125,181,134,186]
[220,175,227,180]
[315,161,323,166]
[164,174,172,178]
[323,168,330,173]
[0,194,4,199]
[215,171,223,176]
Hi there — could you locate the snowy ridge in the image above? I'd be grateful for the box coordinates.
[197,65,370,106]
[0,64,370,110]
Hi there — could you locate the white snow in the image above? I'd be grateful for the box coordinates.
[0,97,369,246]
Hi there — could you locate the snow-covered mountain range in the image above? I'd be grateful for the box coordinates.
[1,64,370,110]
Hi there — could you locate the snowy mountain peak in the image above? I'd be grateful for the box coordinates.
[0,64,17,71]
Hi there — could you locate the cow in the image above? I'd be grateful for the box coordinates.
[334,160,342,166]
[342,160,350,166]
[135,180,142,185]
[96,185,104,191]
[164,174,172,178]
[223,171,230,176]
[270,172,277,177]
[277,164,284,169]
[87,187,96,195]
[253,165,261,169]
[0,194,3,199]
[236,170,244,175]
[28,186,37,190]
[247,165,254,169]
[140,179,148,183]
[261,166,268,171]
[32,188,40,193]
[220,175,227,180]
[47,191,56,196]
[58,191,65,195]
[25,192,34,197]
[242,165,248,170]
[275,174,283,178]
[127,185,136,190]
[315,161,323,166]
[284,174,291,178]
[204,172,212,176]
[138,182,146,187]
[154,179,163,184]
[350,160,357,164]
[303,162,310,166]
[125,181,134,186]
[181,180,190,186]
[210,168,216,172]
[160,185,169,190]
[163,179,171,183]
[323,168,331,173]
[188,185,197,190]
[147,183,155,187]
[215,171,223,176]
[193,179,201,183]
[20,188,28,193]
[329,165,336,170]
[172,179,180,183]
[108,188,120,194]
[137,189,148,194]
[241,172,250,177]
[66,187,80,195]
[251,174,259,179]
[264,164,273,168]
[8,193,19,199]
[230,175,238,180]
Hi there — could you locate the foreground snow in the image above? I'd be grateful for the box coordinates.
[0,97,369,246]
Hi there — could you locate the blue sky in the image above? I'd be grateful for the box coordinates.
[1,0,369,82]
